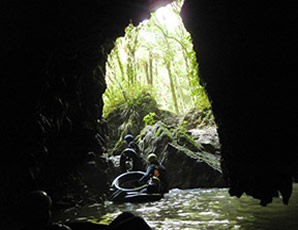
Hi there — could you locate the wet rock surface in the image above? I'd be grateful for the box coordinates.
[161,143,226,188]
[189,127,221,155]
[181,1,298,205]
[141,122,226,188]
[107,119,226,189]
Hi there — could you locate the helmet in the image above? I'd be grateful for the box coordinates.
[147,153,158,164]
[124,134,133,143]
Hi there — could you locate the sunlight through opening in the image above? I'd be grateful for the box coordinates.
[103,0,211,116]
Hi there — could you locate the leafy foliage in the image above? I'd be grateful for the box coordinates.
[143,112,157,126]
[103,0,211,116]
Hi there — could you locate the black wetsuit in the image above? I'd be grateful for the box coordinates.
[139,162,169,194]
[127,141,140,154]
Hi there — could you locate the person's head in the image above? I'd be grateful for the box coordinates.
[147,153,158,164]
[124,134,134,143]
[22,190,52,227]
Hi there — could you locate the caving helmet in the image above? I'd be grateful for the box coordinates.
[147,153,158,164]
[124,134,134,143]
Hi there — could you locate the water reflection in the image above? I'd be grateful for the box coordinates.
[56,184,298,229]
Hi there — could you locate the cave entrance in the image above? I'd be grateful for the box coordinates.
[102,0,218,157]
[103,0,211,116]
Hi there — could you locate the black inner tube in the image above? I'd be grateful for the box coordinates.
[113,171,147,192]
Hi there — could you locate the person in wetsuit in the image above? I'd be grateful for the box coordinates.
[21,190,72,230]
[120,134,144,172]
[124,134,140,154]
[138,153,169,194]
[21,191,151,230]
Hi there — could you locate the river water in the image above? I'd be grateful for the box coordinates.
[56,183,298,230]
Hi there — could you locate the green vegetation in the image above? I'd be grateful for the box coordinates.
[154,122,175,140]
[154,120,202,152]
[102,0,216,156]
[103,0,211,117]
[106,90,159,151]
[149,120,221,171]
[143,112,157,126]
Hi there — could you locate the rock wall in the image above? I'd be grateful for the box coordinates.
[0,0,173,219]
[181,1,298,205]
[1,0,297,219]
[107,121,226,189]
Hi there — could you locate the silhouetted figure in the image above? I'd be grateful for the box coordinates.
[120,148,140,172]
[120,134,144,172]
[124,134,140,154]
[138,153,169,194]
[107,212,151,230]
[64,212,152,230]
[21,191,152,230]
[21,190,71,230]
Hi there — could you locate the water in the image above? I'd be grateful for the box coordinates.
[56,184,298,230]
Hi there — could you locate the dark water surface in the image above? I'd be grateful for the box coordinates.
[56,183,298,230]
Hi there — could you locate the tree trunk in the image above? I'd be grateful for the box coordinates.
[166,62,179,114]
[114,48,125,81]
[148,52,153,86]
[144,62,150,85]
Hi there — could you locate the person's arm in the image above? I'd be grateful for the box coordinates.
[138,165,153,184]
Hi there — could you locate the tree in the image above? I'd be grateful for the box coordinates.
[103,0,211,116]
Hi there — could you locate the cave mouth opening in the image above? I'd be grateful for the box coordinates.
[101,0,218,153]
[103,0,212,117]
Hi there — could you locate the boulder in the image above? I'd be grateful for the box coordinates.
[189,127,221,155]
[138,121,227,189]
[139,121,173,156]
[183,108,215,128]
[161,144,226,188]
